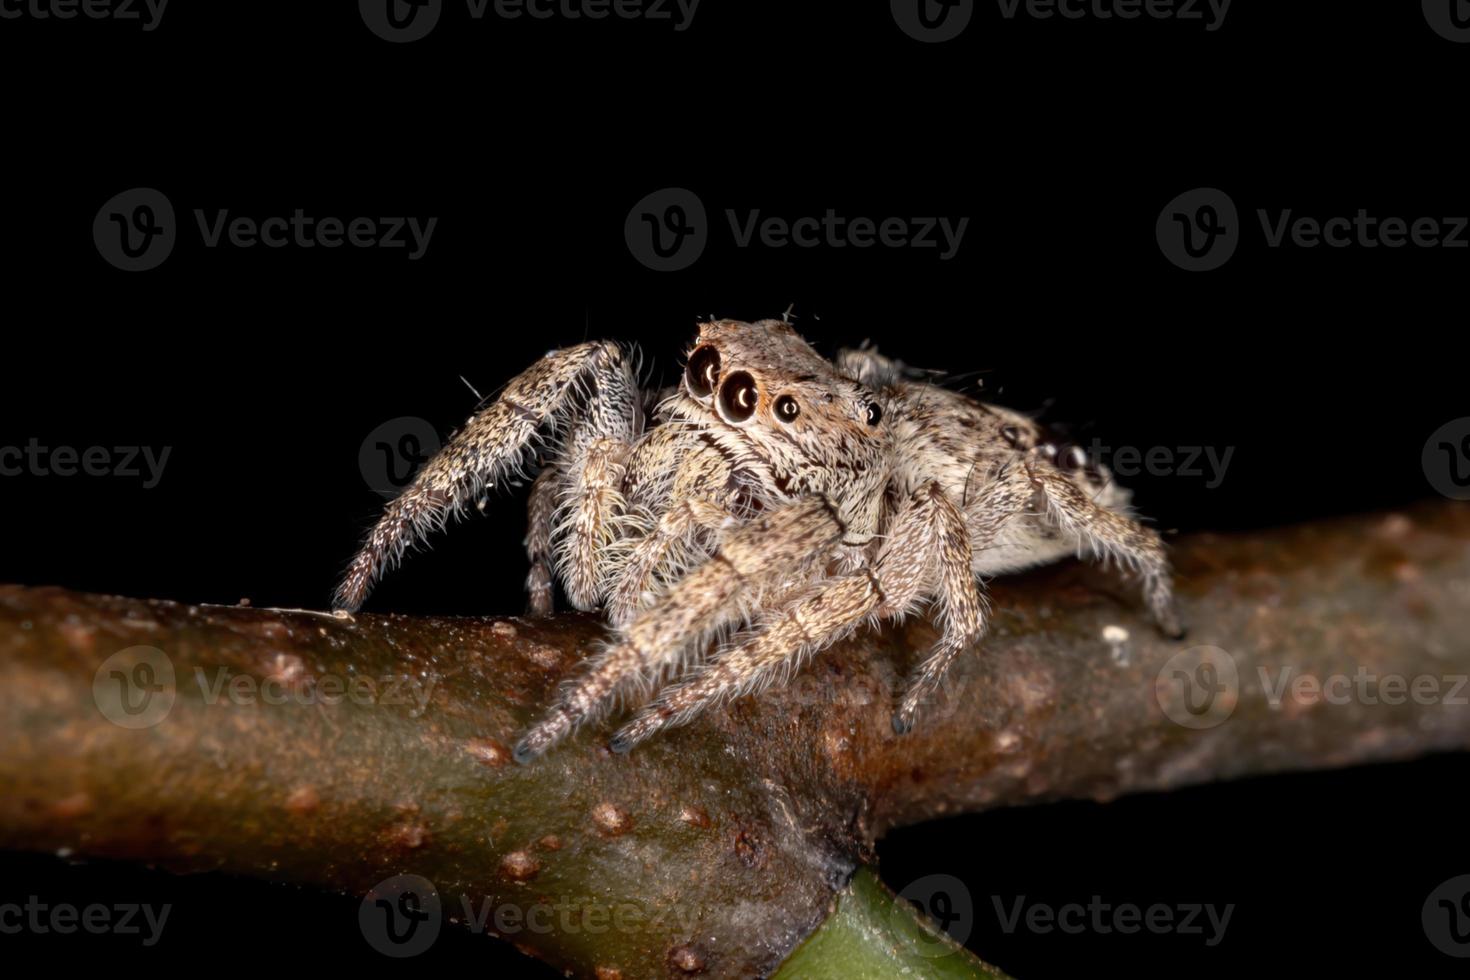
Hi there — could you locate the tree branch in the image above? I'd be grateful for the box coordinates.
[1,502,1467,977]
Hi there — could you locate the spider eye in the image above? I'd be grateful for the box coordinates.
[686,345,721,399]
[866,402,883,426]
[774,394,800,423]
[717,371,759,423]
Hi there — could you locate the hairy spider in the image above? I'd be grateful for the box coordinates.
[334,318,1183,761]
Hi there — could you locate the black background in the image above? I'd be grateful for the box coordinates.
[1,0,1467,976]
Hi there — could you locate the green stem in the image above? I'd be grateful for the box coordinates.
[774,868,1010,979]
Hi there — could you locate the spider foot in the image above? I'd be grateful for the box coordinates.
[513,708,574,765]
[1148,584,1186,640]
[607,708,668,755]
[1157,610,1187,641]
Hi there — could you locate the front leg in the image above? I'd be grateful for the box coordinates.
[513,496,846,763]
[611,483,987,750]
[1024,453,1185,639]
[523,466,559,616]
[334,340,634,612]
[553,437,633,611]
[605,446,744,626]
[604,495,734,626]
[890,484,989,734]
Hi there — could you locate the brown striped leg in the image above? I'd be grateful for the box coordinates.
[523,466,559,617]
[1025,453,1184,639]
[610,483,988,751]
[334,340,637,612]
[513,496,845,763]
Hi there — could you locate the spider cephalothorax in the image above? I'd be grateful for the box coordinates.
[663,318,893,544]
[335,318,1183,762]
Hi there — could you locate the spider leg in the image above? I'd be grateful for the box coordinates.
[334,340,636,612]
[604,447,744,626]
[890,483,1002,734]
[608,574,877,752]
[611,483,983,751]
[512,496,845,763]
[605,495,734,626]
[523,466,559,616]
[1024,452,1184,639]
[552,436,633,611]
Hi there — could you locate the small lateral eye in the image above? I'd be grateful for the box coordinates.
[774,394,800,423]
[866,402,883,426]
[717,371,759,423]
[686,345,721,398]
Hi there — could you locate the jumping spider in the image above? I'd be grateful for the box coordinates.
[335,318,1183,762]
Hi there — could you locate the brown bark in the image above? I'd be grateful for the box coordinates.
[1,501,1467,977]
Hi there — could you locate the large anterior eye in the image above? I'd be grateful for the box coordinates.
[717,371,759,423]
[685,345,721,398]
